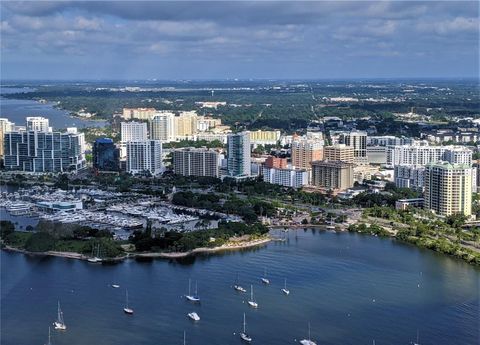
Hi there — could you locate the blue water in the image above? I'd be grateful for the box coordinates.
[0,87,106,129]
[1,230,479,345]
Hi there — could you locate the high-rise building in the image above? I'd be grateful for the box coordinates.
[174,111,198,140]
[121,122,148,142]
[227,131,251,177]
[394,165,425,190]
[387,144,472,167]
[424,162,472,217]
[323,144,354,163]
[122,108,157,120]
[172,148,219,178]
[126,140,163,175]
[338,130,367,164]
[0,118,14,159]
[26,117,50,132]
[311,160,354,191]
[150,112,175,142]
[93,138,120,172]
[291,139,323,170]
[4,129,85,172]
[261,166,308,188]
[264,156,287,169]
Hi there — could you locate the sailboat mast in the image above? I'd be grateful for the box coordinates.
[183,330,186,345]
[308,322,311,341]
[188,279,191,295]
[125,289,129,308]
[243,313,246,333]
[195,281,198,296]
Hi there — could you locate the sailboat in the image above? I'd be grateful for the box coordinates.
[44,327,52,345]
[234,273,247,293]
[247,285,258,308]
[53,301,67,330]
[261,267,270,284]
[300,323,317,345]
[123,289,133,314]
[87,243,102,263]
[281,278,290,295]
[239,312,252,342]
[188,311,200,321]
[185,279,200,302]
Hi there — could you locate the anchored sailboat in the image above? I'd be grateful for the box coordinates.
[247,285,258,308]
[413,329,421,345]
[185,279,200,302]
[261,267,270,284]
[87,243,102,263]
[240,312,252,342]
[300,323,317,345]
[53,301,66,330]
[281,278,290,295]
[123,289,134,314]
[234,273,247,293]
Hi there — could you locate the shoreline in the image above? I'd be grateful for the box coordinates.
[1,236,272,262]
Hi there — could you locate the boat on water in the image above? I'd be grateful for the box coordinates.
[188,312,200,321]
[261,267,270,284]
[44,326,52,345]
[53,301,66,330]
[281,278,290,295]
[111,284,120,288]
[123,289,134,314]
[87,243,102,263]
[239,312,252,342]
[234,273,247,293]
[247,285,258,308]
[413,329,421,345]
[185,279,200,302]
[300,323,316,345]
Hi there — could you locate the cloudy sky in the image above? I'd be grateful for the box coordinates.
[1,1,479,80]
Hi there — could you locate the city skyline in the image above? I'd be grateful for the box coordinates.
[1,1,479,80]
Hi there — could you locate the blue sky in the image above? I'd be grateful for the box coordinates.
[1,1,479,80]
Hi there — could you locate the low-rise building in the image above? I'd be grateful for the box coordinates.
[261,166,308,188]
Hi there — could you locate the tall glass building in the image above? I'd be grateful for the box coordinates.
[227,131,251,177]
[93,138,120,172]
[3,129,86,172]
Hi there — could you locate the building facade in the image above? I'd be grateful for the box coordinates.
[291,139,323,170]
[150,112,175,142]
[261,166,308,188]
[122,108,157,120]
[338,130,367,164]
[3,129,86,172]
[172,147,219,178]
[26,117,50,132]
[311,160,354,191]
[227,132,251,177]
[126,140,163,175]
[424,162,472,217]
[93,138,120,172]
[387,144,472,167]
[264,156,287,169]
[323,144,354,163]
[0,118,14,159]
[394,165,425,190]
[249,130,281,145]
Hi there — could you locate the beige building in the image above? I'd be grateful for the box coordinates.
[291,139,323,170]
[311,160,354,191]
[122,108,157,120]
[174,112,198,139]
[249,130,281,145]
[424,162,472,217]
[323,144,354,163]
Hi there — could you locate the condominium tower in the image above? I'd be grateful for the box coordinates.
[172,148,219,178]
[227,131,251,177]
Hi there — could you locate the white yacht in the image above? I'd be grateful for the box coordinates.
[87,244,102,263]
[281,278,290,295]
[300,323,316,345]
[53,301,66,330]
[188,312,200,321]
[185,279,200,302]
[247,285,258,308]
[261,267,270,284]
[111,284,120,288]
[239,313,252,342]
[123,289,134,314]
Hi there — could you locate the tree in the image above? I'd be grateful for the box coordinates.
[0,221,15,239]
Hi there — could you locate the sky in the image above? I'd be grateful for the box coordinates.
[1,0,479,80]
